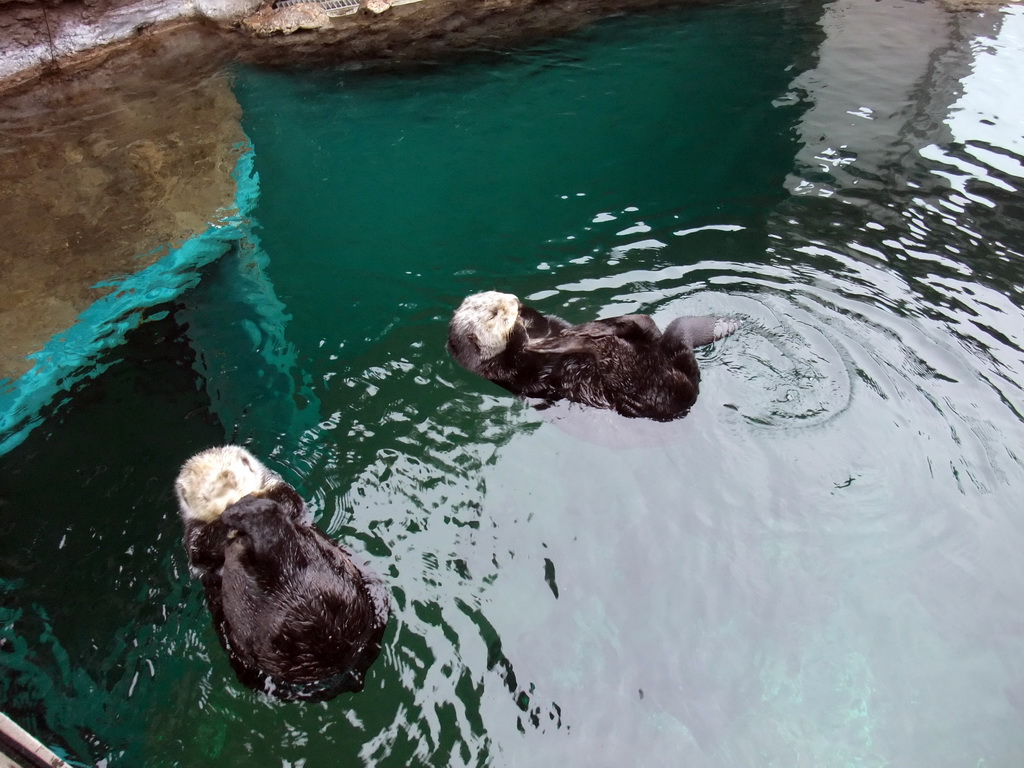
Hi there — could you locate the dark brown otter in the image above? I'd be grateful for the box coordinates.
[174,445,390,702]
[448,291,738,421]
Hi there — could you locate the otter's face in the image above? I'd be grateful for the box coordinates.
[449,291,521,360]
[175,445,278,524]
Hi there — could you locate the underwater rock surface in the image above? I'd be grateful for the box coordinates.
[0,28,244,383]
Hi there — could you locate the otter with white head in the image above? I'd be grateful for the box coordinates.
[175,444,280,524]
[448,291,738,421]
[174,446,390,702]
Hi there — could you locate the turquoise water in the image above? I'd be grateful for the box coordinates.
[4,0,1024,765]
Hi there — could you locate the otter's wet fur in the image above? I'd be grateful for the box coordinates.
[448,291,738,421]
[174,445,390,702]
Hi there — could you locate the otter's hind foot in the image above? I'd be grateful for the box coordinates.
[663,315,740,350]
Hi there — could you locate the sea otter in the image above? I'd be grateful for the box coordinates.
[447,291,738,421]
[174,445,390,702]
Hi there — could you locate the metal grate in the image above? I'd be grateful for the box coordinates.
[273,0,361,15]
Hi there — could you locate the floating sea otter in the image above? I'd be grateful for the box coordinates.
[174,445,390,702]
[448,291,738,421]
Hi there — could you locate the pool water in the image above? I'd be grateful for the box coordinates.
[3,0,1024,765]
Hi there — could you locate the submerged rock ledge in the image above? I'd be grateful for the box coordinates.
[0,28,246,384]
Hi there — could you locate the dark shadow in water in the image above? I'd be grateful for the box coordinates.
[0,302,222,764]
[0,244,322,764]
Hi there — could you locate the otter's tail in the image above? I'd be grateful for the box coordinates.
[662,315,740,351]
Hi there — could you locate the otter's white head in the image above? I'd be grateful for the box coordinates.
[449,291,521,361]
[175,445,278,524]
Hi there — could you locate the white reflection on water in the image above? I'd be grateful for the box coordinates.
[948,7,1024,158]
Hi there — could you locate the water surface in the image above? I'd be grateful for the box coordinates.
[3,1,1024,766]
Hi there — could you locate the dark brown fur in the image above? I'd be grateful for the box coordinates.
[184,483,389,702]
[449,302,736,421]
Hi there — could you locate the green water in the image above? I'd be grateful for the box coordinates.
[4,1,1024,766]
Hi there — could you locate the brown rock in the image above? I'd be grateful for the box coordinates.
[362,0,392,14]
[0,28,245,382]
[241,3,332,36]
